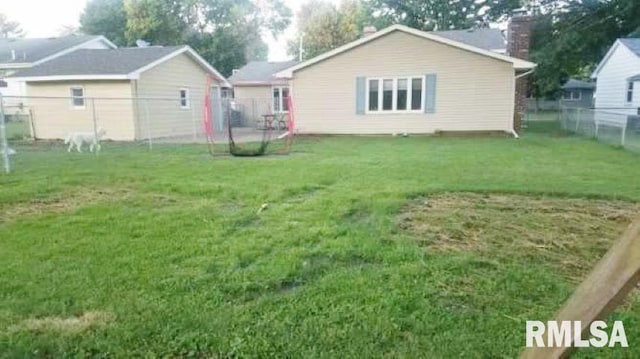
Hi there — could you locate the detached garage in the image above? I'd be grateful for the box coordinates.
[9,46,229,141]
[275,25,536,136]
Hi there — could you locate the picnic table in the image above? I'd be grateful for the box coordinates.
[258,113,287,131]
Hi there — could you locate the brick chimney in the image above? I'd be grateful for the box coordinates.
[507,10,532,132]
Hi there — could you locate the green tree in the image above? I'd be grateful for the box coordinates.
[530,0,640,98]
[80,0,291,76]
[362,0,523,31]
[288,0,370,60]
[0,13,24,38]
[80,0,128,45]
[124,0,190,45]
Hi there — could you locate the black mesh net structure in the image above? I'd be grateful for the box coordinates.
[223,98,289,157]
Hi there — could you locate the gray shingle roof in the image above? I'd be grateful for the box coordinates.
[0,35,107,64]
[433,28,506,51]
[562,78,595,90]
[9,46,186,78]
[229,60,298,84]
[620,38,640,57]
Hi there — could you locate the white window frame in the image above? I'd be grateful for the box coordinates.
[626,81,634,104]
[70,86,85,109]
[272,86,290,113]
[179,88,190,109]
[562,90,582,101]
[365,76,425,114]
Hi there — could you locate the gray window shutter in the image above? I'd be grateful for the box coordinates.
[425,74,437,113]
[356,76,366,115]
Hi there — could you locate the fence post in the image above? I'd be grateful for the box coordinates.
[144,99,153,150]
[191,101,197,142]
[621,119,627,147]
[575,108,581,133]
[91,98,99,156]
[0,93,10,173]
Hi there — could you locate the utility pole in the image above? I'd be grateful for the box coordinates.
[299,34,304,62]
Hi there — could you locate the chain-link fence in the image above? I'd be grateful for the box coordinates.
[0,94,293,172]
[560,107,640,151]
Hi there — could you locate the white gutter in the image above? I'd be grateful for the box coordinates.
[515,69,535,79]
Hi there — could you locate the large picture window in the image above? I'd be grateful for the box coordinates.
[368,79,379,111]
[366,76,424,113]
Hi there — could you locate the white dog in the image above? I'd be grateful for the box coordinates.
[64,128,106,152]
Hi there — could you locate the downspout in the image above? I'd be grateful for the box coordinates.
[510,69,536,138]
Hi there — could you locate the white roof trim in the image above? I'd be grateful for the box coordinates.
[0,63,31,70]
[10,74,133,82]
[31,36,118,67]
[275,24,536,78]
[591,40,633,79]
[131,46,231,87]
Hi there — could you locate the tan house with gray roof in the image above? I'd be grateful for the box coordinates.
[10,45,229,141]
[0,35,116,104]
[276,24,535,136]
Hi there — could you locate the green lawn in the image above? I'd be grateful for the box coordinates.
[1,128,640,358]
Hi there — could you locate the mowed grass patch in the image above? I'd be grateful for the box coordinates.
[398,193,640,281]
[2,132,640,357]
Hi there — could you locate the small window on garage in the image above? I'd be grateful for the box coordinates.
[70,87,85,108]
[180,88,190,109]
[0,80,7,88]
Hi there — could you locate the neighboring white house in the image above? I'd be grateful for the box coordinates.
[0,35,116,104]
[275,24,535,136]
[592,38,640,117]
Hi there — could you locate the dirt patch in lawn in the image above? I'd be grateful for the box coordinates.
[398,193,640,280]
[9,311,114,334]
[0,186,134,222]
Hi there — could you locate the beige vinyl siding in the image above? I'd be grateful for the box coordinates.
[136,52,217,139]
[27,81,135,140]
[292,30,515,134]
[233,85,273,126]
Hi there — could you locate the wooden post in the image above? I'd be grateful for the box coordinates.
[521,218,640,358]
[0,93,10,173]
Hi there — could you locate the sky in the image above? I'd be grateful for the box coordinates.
[0,0,341,61]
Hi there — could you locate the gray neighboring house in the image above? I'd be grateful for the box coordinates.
[433,28,506,53]
[229,60,298,106]
[229,60,298,125]
[0,35,116,102]
[560,79,595,108]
